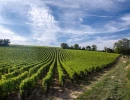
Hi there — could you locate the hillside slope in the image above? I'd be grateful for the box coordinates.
[0,46,119,100]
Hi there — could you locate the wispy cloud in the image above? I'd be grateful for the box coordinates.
[44,0,117,11]
[0,0,130,49]
[84,14,115,18]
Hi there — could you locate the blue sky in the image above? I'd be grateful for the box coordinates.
[0,0,130,50]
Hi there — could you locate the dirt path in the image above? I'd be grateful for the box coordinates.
[78,57,130,100]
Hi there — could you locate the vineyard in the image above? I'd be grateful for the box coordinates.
[0,46,119,99]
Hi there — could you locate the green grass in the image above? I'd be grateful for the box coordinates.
[127,69,130,80]
[77,58,130,100]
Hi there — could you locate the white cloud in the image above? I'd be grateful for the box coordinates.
[84,14,114,18]
[121,14,130,21]
[103,14,130,32]
[59,13,130,50]
[0,0,60,46]
[27,4,60,46]
[61,13,130,36]
[43,0,119,29]
[44,0,117,11]
[0,26,28,44]
[28,4,58,30]
[0,0,130,49]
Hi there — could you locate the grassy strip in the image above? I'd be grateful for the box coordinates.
[77,58,130,100]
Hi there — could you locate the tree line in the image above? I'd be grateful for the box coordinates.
[1,38,130,55]
[0,39,10,46]
[61,43,97,51]
[61,38,130,55]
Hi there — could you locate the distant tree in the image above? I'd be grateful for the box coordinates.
[82,47,86,50]
[61,43,69,49]
[4,39,10,46]
[86,46,91,50]
[114,38,130,54]
[0,39,10,46]
[0,39,3,45]
[74,44,79,49]
[104,47,114,53]
[70,45,74,49]
[104,47,107,52]
[92,45,97,51]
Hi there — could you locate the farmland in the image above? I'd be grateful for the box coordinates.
[0,46,119,99]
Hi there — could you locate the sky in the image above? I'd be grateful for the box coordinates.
[0,0,130,50]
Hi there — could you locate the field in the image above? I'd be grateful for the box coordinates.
[78,57,130,100]
[0,46,119,99]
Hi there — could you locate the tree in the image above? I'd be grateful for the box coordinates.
[61,43,69,49]
[70,45,74,49]
[82,47,86,50]
[86,46,91,50]
[114,38,130,54]
[92,45,97,51]
[0,39,10,46]
[74,44,79,49]
[104,47,107,52]
[104,47,114,53]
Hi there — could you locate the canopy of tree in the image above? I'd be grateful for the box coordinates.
[82,47,86,50]
[61,43,97,51]
[104,47,114,53]
[92,45,97,51]
[0,39,10,46]
[61,43,69,49]
[86,46,91,50]
[114,38,130,55]
[74,44,79,49]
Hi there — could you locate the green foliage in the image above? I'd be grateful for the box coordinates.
[0,71,28,96]
[0,46,119,97]
[57,50,65,85]
[86,46,91,50]
[64,50,119,76]
[114,38,130,54]
[92,45,97,51]
[0,39,10,46]
[127,69,130,80]
[42,49,56,93]
[1,70,19,80]
[61,43,69,49]
[74,44,79,49]
[20,59,53,95]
